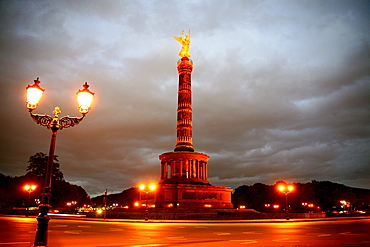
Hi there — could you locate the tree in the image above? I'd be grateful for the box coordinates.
[91,187,139,208]
[232,180,370,212]
[26,152,64,181]
[51,180,92,207]
[24,152,92,207]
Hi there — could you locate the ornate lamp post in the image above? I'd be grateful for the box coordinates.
[139,183,156,221]
[26,77,94,247]
[278,183,294,220]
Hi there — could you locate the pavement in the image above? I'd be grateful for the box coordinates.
[45,214,370,224]
[2,212,369,224]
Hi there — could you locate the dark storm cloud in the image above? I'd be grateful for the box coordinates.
[0,0,369,196]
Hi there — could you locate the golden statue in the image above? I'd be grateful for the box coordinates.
[174,30,191,57]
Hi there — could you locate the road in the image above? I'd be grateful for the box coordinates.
[0,216,369,246]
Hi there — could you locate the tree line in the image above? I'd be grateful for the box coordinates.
[232,181,370,212]
[0,152,91,209]
[91,180,370,213]
[1,152,369,213]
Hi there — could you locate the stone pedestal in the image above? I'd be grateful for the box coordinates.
[155,183,233,209]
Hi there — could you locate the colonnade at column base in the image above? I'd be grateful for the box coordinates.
[159,151,210,184]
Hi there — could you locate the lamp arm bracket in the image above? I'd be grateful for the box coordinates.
[59,115,84,130]
[30,112,85,130]
[30,113,53,128]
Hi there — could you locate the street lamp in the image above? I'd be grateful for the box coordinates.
[103,189,108,221]
[340,200,350,213]
[278,183,294,220]
[26,77,94,247]
[66,201,77,213]
[24,184,37,212]
[139,183,156,221]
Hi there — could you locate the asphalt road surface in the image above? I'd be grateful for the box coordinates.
[1,216,369,246]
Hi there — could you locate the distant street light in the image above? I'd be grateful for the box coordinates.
[340,200,350,213]
[278,183,294,220]
[139,183,156,221]
[24,184,37,213]
[103,189,108,220]
[66,201,77,213]
[26,78,94,247]
[302,202,315,213]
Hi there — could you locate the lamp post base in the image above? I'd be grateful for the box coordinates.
[33,204,51,247]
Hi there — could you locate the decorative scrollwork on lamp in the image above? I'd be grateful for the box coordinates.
[30,114,53,128]
[59,115,84,130]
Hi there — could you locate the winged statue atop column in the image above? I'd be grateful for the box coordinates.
[174,30,191,58]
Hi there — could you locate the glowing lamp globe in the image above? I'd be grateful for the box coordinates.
[139,184,145,191]
[139,184,157,191]
[278,185,285,192]
[24,184,36,192]
[77,82,94,114]
[278,184,294,193]
[287,185,294,192]
[149,184,156,191]
[26,78,44,110]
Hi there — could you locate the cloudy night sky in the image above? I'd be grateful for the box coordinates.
[0,0,369,197]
